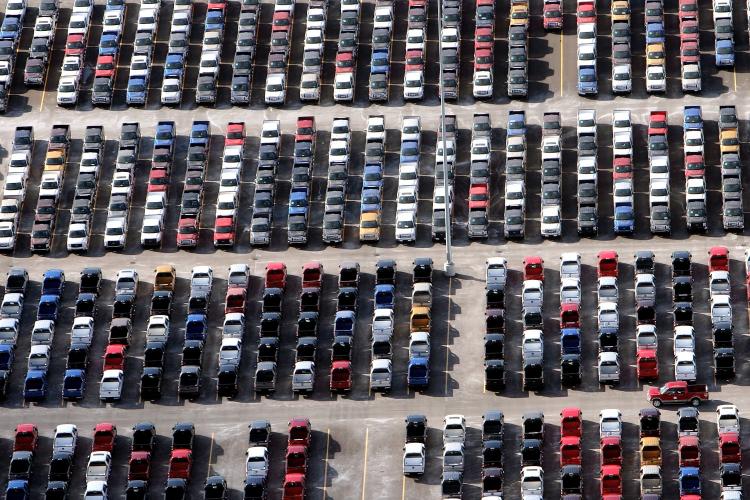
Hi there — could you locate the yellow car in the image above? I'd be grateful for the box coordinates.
[359,211,381,241]
[611,0,631,22]
[510,3,529,26]
[44,150,66,171]
[720,129,740,154]
[646,43,665,66]
[640,437,662,466]
[154,265,177,291]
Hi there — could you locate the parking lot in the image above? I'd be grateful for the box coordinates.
[2,0,750,498]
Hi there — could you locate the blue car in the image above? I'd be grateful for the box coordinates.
[126,76,147,104]
[6,480,29,500]
[205,9,225,31]
[185,314,208,342]
[577,66,598,95]
[98,33,120,56]
[371,49,390,74]
[62,368,86,400]
[106,0,125,10]
[0,344,14,371]
[164,53,185,79]
[0,16,21,42]
[23,370,47,401]
[716,39,735,66]
[561,328,581,354]
[334,310,355,336]
[37,294,60,322]
[154,121,176,148]
[408,357,429,389]
[614,205,634,234]
[289,188,309,216]
[363,164,384,189]
[189,120,210,147]
[679,467,701,496]
[42,269,65,296]
[400,140,420,163]
[683,106,703,130]
[646,22,665,44]
[374,284,395,309]
[507,111,526,136]
[361,188,382,213]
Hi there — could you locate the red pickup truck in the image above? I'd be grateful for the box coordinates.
[648,381,708,407]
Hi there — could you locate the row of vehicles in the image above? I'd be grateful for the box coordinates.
[644,0,666,93]
[718,106,745,231]
[0,125,37,251]
[575,109,600,235]
[90,0,130,104]
[610,0,632,93]
[501,111,530,238]
[611,110,635,234]
[230,0,261,104]
[193,0,227,104]
[286,118,315,245]
[505,0,528,97]
[160,0,198,104]
[432,115,457,239]
[263,0,297,104]
[483,258,508,390]
[321,118,353,243]
[22,0,58,94]
[406,259,434,390]
[123,0,164,104]
[675,0,702,91]
[329,0,362,102]
[359,116,387,241]
[540,111,563,237]
[211,120,245,247]
[105,122,140,248]
[298,0,327,101]
[576,0,600,95]
[401,0,429,100]
[711,0,735,67]
[368,1,396,101]
[0,0,35,109]
[396,116,421,242]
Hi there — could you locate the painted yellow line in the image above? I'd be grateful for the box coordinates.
[207,432,215,472]
[559,30,564,96]
[401,474,406,500]
[360,427,369,500]
[733,67,737,92]
[322,428,331,497]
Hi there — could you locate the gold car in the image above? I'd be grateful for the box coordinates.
[154,265,177,291]
[646,43,665,66]
[510,3,529,26]
[720,129,740,155]
[359,211,381,241]
[44,150,66,172]
[611,0,631,22]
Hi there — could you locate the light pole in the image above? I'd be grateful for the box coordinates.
[436,0,455,277]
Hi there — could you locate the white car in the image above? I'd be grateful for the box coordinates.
[522,330,544,361]
[674,351,697,381]
[716,404,741,434]
[398,164,419,188]
[612,63,632,93]
[219,169,241,193]
[406,28,426,52]
[170,10,192,35]
[0,60,12,86]
[471,138,491,163]
[396,186,418,213]
[223,145,244,170]
[366,116,385,142]
[684,130,704,155]
[103,10,125,35]
[442,442,465,472]
[299,73,320,101]
[86,451,112,482]
[115,269,139,295]
[577,157,597,182]
[713,0,732,20]
[67,223,90,252]
[560,252,582,279]
[504,180,525,211]
[646,65,666,92]
[129,55,151,78]
[0,222,16,251]
[5,0,26,17]
[403,70,424,100]
[370,358,392,391]
[137,7,159,33]
[31,320,55,345]
[264,74,286,104]
[612,109,631,133]
[598,302,619,330]
[245,447,270,478]
[340,0,360,14]
[674,325,696,353]
[161,77,183,104]
[0,199,21,225]
[217,192,238,218]
[190,266,214,294]
[72,317,94,345]
[34,16,55,38]
[292,361,315,393]
[577,43,596,66]
[57,76,80,105]
[577,109,597,138]
[401,116,421,144]
[521,466,544,497]
[144,192,166,217]
[599,409,623,438]
[521,280,543,308]
[560,278,582,304]
[3,173,26,200]
[613,131,633,158]
[199,50,220,78]
[441,27,459,49]
[636,324,658,352]
[9,151,31,175]
[53,424,78,454]
[99,370,123,401]
[39,172,62,200]
[331,118,351,143]
[306,7,327,29]
[218,338,243,366]
[432,185,453,213]
[373,4,393,30]
[260,120,281,147]
[598,351,621,384]
[222,313,245,339]
[79,152,100,174]
[395,210,416,242]
[304,28,324,53]
[709,270,731,299]
[328,140,350,165]
[140,215,163,247]
[682,64,701,92]
[649,157,670,181]
[613,180,634,206]
[541,206,561,238]
[67,12,90,36]
[473,70,493,98]
[203,29,223,52]
[443,415,466,443]
[104,218,127,249]
[334,72,354,101]
[72,0,94,16]
[436,139,456,166]
[577,22,596,42]
[84,481,108,500]
[649,180,670,206]
[403,442,426,476]
[711,294,732,324]
[541,136,561,162]
[685,177,706,203]
[146,315,170,342]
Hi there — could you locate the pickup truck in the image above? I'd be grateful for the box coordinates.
[49,124,71,152]
[12,126,33,152]
[647,381,708,407]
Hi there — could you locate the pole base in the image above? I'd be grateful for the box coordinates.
[443,261,456,277]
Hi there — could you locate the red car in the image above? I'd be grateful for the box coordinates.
[636,349,658,380]
[272,11,292,31]
[577,2,596,24]
[469,184,489,209]
[684,154,704,178]
[93,423,117,452]
[148,169,169,193]
[213,215,235,247]
[207,0,226,9]
[177,218,199,248]
[95,55,116,78]
[405,50,424,72]
[523,256,544,281]
[678,435,700,467]
[168,449,193,479]
[543,1,563,29]
[680,19,699,42]
[597,251,619,277]
[709,246,729,272]
[335,52,354,73]
[601,465,622,495]
[560,407,582,438]
[560,303,580,328]
[474,27,494,50]
[600,436,622,466]
[680,40,699,64]
[14,424,39,452]
[296,116,316,143]
[103,344,126,371]
[648,111,668,136]
[128,451,152,480]
[302,261,323,288]
[613,157,632,180]
[283,473,306,500]
[474,49,493,71]
[288,418,311,447]
[265,262,288,289]
[65,34,86,56]
[408,0,426,8]
[225,122,245,146]
[285,445,308,474]
[225,287,247,314]
[560,436,582,466]
[329,361,352,392]
[720,432,741,463]
[678,0,698,21]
